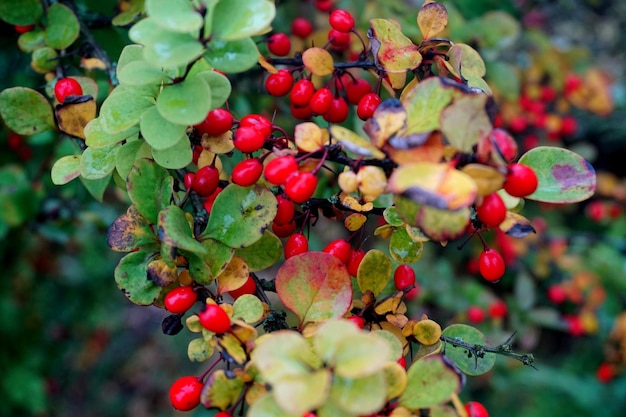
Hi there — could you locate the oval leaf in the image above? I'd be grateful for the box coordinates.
[440,94,492,152]
[417,2,448,40]
[140,106,188,150]
[158,205,207,254]
[114,251,162,305]
[145,0,203,33]
[44,3,79,50]
[127,158,174,224]
[400,356,460,409]
[357,249,392,297]
[302,47,334,76]
[441,324,496,376]
[0,87,54,135]
[211,0,275,41]
[389,227,424,263]
[234,230,282,272]
[51,155,81,185]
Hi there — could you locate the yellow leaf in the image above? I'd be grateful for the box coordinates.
[217,256,250,294]
[294,122,324,152]
[201,130,234,154]
[460,163,505,196]
[417,2,448,40]
[344,213,368,231]
[55,97,96,139]
[302,47,334,76]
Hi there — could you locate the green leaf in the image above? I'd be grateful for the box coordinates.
[518,146,596,203]
[383,206,405,227]
[115,251,162,305]
[313,320,361,364]
[400,356,460,409]
[330,372,387,415]
[369,18,422,73]
[0,87,54,135]
[145,0,203,33]
[80,174,111,202]
[200,238,234,279]
[273,370,331,416]
[84,117,139,148]
[234,230,282,272]
[441,324,496,375]
[333,333,393,378]
[187,337,214,362]
[205,38,258,73]
[80,144,119,179]
[17,29,45,52]
[417,205,469,242]
[201,369,245,409]
[276,252,352,325]
[0,0,43,25]
[389,227,424,263]
[51,155,81,185]
[158,205,208,254]
[31,47,58,72]
[115,139,152,182]
[184,251,213,285]
[140,106,188,150]
[44,3,79,49]
[117,60,170,86]
[129,18,204,69]
[248,394,297,417]
[440,94,492,152]
[357,249,392,296]
[156,75,212,125]
[232,294,265,323]
[151,133,193,169]
[211,0,275,41]
[99,85,156,134]
[204,185,277,248]
[485,61,520,101]
[117,44,145,74]
[127,158,174,224]
[0,166,41,227]
[108,205,158,252]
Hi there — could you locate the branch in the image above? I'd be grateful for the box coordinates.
[269,57,379,71]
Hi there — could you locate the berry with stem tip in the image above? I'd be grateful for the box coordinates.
[345,78,372,104]
[54,78,83,103]
[291,17,313,38]
[265,156,299,185]
[476,192,507,228]
[504,163,538,198]
[267,33,291,56]
[323,239,351,264]
[272,220,296,238]
[329,9,355,33]
[265,69,294,97]
[393,265,416,291]
[169,376,203,411]
[192,165,220,197]
[232,158,263,186]
[322,96,349,123]
[229,276,257,299]
[479,248,505,282]
[465,401,489,417]
[274,195,295,226]
[198,303,231,334]
[164,286,197,315]
[195,108,233,137]
[284,233,309,259]
[233,126,265,153]
[357,93,382,120]
[239,114,272,138]
[284,171,318,203]
[310,87,333,114]
[328,29,351,48]
[290,79,315,107]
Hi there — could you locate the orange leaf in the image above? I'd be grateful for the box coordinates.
[417,2,448,40]
[302,47,334,77]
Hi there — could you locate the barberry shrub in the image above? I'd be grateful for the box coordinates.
[0,1,600,417]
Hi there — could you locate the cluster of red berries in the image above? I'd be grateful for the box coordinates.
[586,199,623,223]
[466,300,508,324]
[6,132,32,160]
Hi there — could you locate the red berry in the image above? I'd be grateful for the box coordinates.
[564,315,584,336]
[547,284,567,304]
[274,195,295,226]
[540,85,557,102]
[323,239,351,264]
[54,78,83,103]
[169,376,203,411]
[193,165,220,197]
[285,171,318,203]
[504,163,538,198]
[328,29,351,48]
[192,145,202,165]
[284,233,309,259]
[356,93,381,120]
[14,24,35,34]
[232,158,263,186]
[198,303,231,334]
[564,73,583,95]
[488,299,508,319]
[239,114,272,138]
[195,108,233,137]
[476,193,507,228]
[346,315,365,329]
[467,306,486,324]
[315,0,333,12]
[310,88,333,114]
[479,248,505,282]
[265,156,299,185]
[404,286,419,301]
[560,115,578,137]
[465,401,489,417]
[292,17,314,38]
[233,126,266,153]
[397,356,407,369]
[490,128,518,163]
[322,96,349,123]
[215,412,233,417]
[290,102,313,120]
[347,249,365,276]
[229,276,257,299]
[265,69,294,97]
[329,9,355,33]
[272,220,296,238]
[203,186,223,213]
[393,265,416,291]
[267,33,291,56]
[596,362,615,384]
[290,79,315,107]
[164,286,197,314]
[508,115,528,133]
[183,172,195,190]
[345,78,372,104]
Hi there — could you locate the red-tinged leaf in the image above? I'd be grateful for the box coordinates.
[417,2,448,40]
[440,94,492,152]
[362,98,407,149]
[276,252,352,326]
[369,19,422,84]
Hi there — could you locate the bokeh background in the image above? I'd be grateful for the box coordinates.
[1,0,625,416]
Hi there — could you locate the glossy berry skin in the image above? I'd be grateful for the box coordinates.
[169,376,203,411]
[328,29,351,48]
[488,299,508,319]
[290,79,315,107]
[198,303,231,334]
[14,24,35,34]
[203,186,223,213]
[347,249,365,276]
[274,195,295,226]
[267,33,291,56]
[164,286,197,314]
[285,171,317,203]
[504,163,538,198]
[195,108,233,137]
[183,172,195,190]
[329,9,355,33]
[239,114,272,138]
[356,93,382,120]
[290,102,312,120]
[315,0,333,12]
[323,239,351,264]
[465,401,489,417]
[596,362,615,384]
[291,17,313,38]
[476,192,507,228]
[479,248,505,282]
[265,156,299,185]
[54,78,83,103]
[490,128,518,163]
[393,265,416,291]
[232,158,263,186]
[310,88,333,114]
[467,306,485,324]
[233,126,265,153]
[265,69,294,97]
[229,276,257,299]
[284,233,309,259]
[322,96,349,123]
[345,78,372,105]
[192,166,220,197]
[346,315,365,329]
[272,220,296,238]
